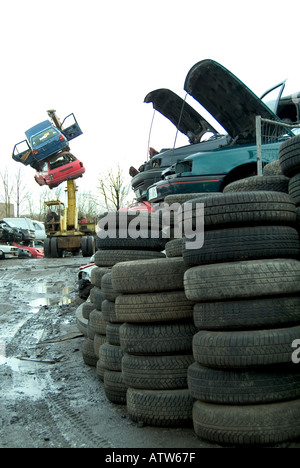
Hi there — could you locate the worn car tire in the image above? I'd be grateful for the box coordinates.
[106,323,121,346]
[279,134,300,176]
[188,362,300,404]
[90,267,111,288]
[122,354,194,390]
[182,226,300,266]
[82,338,98,367]
[193,296,300,330]
[192,325,300,368]
[288,173,300,206]
[192,399,300,445]
[94,249,165,267]
[103,370,127,405]
[223,175,289,193]
[88,309,108,336]
[127,388,194,427]
[263,160,283,176]
[101,272,120,302]
[184,258,300,302]
[182,191,296,229]
[165,239,183,258]
[96,231,166,252]
[98,342,124,371]
[119,321,197,355]
[111,257,188,293]
[115,291,194,323]
[91,286,104,310]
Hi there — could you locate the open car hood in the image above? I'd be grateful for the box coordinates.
[184,59,280,144]
[144,88,218,144]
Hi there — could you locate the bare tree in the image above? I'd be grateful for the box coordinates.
[11,168,30,217]
[97,164,131,211]
[0,168,14,216]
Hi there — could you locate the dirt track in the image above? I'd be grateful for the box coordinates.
[0,256,213,449]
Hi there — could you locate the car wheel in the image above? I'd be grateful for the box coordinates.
[44,238,51,258]
[50,237,63,258]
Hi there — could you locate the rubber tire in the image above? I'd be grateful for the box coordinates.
[96,231,166,252]
[263,160,283,176]
[182,191,297,229]
[193,296,300,330]
[188,361,300,404]
[223,175,289,193]
[122,354,194,390]
[101,300,120,323]
[103,370,127,405]
[88,309,108,335]
[115,291,194,323]
[82,338,98,367]
[111,257,188,293]
[182,225,300,266]
[50,237,63,258]
[279,134,300,176]
[90,267,111,288]
[119,321,197,355]
[98,343,124,371]
[192,325,300,368]
[165,239,183,258]
[44,237,51,258]
[192,399,300,445]
[127,388,194,427]
[289,173,300,206]
[184,258,300,302]
[101,272,120,302]
[94,249,165,267]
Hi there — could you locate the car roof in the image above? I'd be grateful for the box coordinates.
[184,59,280,144]
[3,217,35,229]
[25,120,58,140]
[144,88,218,143]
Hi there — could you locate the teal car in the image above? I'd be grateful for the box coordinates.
[146,59,299,203]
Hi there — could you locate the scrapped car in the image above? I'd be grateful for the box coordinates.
[0,244,20,260]
[146,59,298,202]
[2,218,35,245]
[13,242,44,258]
[131,88,227,200]
[12,113,82,169]
[34,152,85,189]
[32,220,47,241]
[0,222,23,243]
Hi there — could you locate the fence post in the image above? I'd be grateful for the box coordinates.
[256,115,263,176]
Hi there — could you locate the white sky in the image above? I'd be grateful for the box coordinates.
[2,0,300,210]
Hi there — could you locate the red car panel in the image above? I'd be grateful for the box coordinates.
[34,152,85,189]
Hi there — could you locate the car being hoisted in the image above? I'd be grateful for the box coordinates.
[12,112,82,169]
[34,152,85,189]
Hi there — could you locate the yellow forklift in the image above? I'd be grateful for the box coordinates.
[44,181,96,258]
[43,110,96,258]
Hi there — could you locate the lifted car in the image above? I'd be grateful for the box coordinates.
[34,152,85,189]
[12,113,82,169]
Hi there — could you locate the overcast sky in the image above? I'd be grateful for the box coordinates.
[2,0,300,209]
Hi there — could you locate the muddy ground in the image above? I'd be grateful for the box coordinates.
[0,255,216,450]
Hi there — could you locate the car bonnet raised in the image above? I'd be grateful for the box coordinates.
[144,88,219,143]
[184,59,280,144]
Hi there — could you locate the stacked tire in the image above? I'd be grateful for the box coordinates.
[111,257,196,427]
[279,135,300,236]
[181,190,300,445]
[80,266,110,368]
[84,210,167,405]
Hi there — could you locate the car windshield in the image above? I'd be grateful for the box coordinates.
[49,154,74,170]
[31,127,60,147]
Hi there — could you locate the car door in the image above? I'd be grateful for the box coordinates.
[60,113,83,141]
[12,140,34,165]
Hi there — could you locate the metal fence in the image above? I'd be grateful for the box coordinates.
[255,116,300,176]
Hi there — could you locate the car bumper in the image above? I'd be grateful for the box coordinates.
[147,175,225,202]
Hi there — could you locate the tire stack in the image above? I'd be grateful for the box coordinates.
[181,190,300,445]
[111,257,197,427]
[87,210,167,405]
[80,266,110,368]
[279,135,300,237]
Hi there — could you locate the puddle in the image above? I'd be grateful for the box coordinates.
[27,284,75,312]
